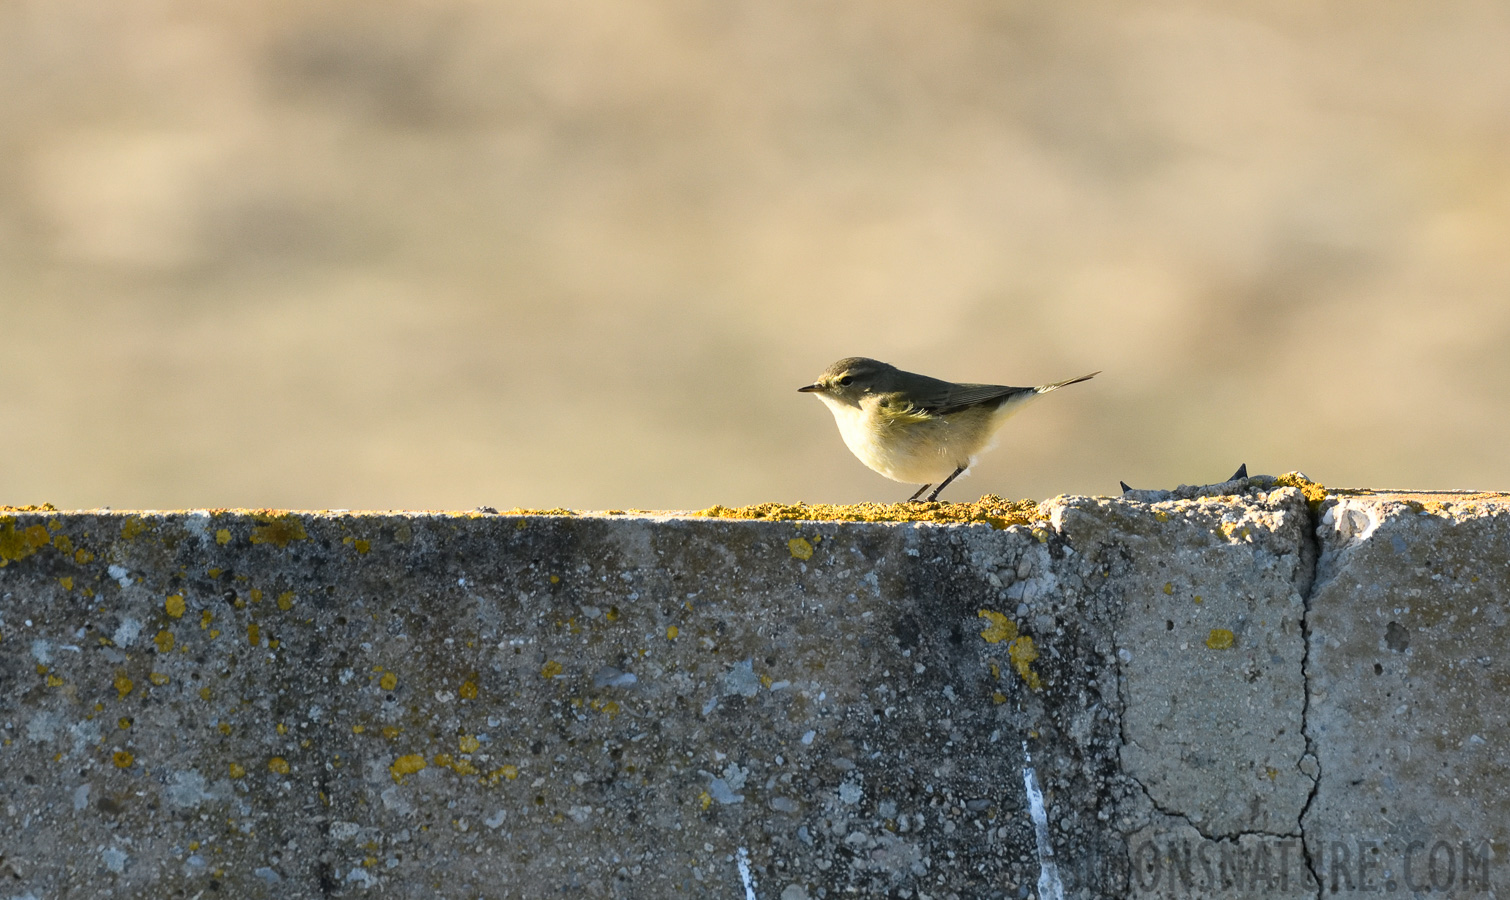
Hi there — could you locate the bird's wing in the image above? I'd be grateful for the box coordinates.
[912,381,1035,416]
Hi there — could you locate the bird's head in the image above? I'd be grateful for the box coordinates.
[797,357,897,407]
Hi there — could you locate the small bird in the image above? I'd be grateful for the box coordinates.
[799,357,1098,502]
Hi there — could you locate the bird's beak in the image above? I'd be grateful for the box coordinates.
[797,383,823,393]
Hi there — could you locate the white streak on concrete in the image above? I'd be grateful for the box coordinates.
[737,846,757,900]
[1022,742,1065,900]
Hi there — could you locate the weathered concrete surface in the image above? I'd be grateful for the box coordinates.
[0,483,1506,899]
[1051,489,1320,899]
[1305,494,1510,897]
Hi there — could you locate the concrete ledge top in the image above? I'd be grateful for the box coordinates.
[2,475,1507,898]
[6,472,1506,526]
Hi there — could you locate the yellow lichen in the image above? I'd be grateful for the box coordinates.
[1275,472,1328,512]
[148,672,170,686]
[249,514,309,549]
[354,539,371,555]
[154,630,175,653]
[0,518,50,565]
[247,623,260,647]
[666,625,679,640]
[697,494,1040,528]
[165,594,185,618]
[113,671,134,698]
[1206,629,1236,650]
[540,660,563,680]
[787,537,814,560]
[434,753,480,776]
[458,680,478,700]
[459,735,481,753]
[228,762,246,779]
[268,757,290,775]
[112,750,134,768]
[120,517,149,540]
[379,672,399,691]
[59,576,73,591]
[501,508,577,518]
[977,610,1018,645]
[215,528,232,545]
[1009,636,1043,691]
[276,591,295,611]
[390,754,427,782]
[1217,522,1253,541]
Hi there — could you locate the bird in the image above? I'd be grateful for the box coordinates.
[799,357,1098,502]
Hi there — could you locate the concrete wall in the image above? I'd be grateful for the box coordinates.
[1,479,1505,899]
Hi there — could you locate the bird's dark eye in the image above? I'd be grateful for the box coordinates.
[837,375,853,386]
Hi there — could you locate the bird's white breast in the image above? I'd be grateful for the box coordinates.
[815,394,1031,485]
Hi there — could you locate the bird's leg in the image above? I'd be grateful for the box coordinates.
[906,484,933,503]
[925,467,966,502]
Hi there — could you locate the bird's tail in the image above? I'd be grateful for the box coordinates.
[1036,371,1100,393]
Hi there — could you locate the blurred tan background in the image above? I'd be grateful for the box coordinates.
[2,1,1508,511]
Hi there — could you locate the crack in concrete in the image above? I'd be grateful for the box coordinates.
[1126,760,1302,843]
[1293,496,1326,900]
[1108,486,1331,897]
